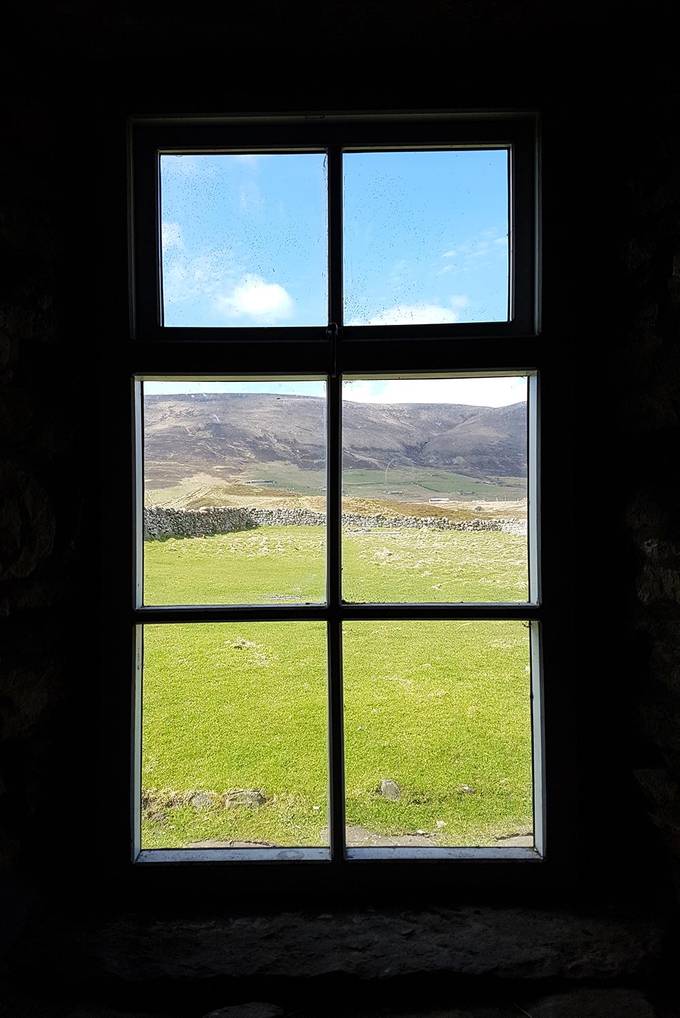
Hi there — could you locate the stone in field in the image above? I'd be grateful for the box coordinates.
[223,788,267,808]
[378,778,401,800]
[189,791,220,810]
[146,810,167,824]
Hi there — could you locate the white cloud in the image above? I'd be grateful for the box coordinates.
[343,376,526,408]
[441,229,508,269]
[162,249,295,325]
[163,249,236,304]
[349,297,469,327]
[239,180,264,214]
[161,155,216,179]
[161,222,183,252]
[215,274,294,322]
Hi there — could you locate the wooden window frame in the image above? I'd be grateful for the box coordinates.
[127,112,545,875]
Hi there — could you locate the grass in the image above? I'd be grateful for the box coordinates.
[142,621,329,848]
[144,527,326,605]
[343,621,532,843]
[343,526,527,603]
[342,467,527,503]
[141,526,533,850]
[146,465,527,506]
[144,525,528,605]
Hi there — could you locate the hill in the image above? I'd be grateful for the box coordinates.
[143,393,527,496]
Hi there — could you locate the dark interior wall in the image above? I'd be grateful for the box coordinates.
[1,0,680,980]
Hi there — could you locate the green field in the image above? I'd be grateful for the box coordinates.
[147,465,526,505]
[144,525,528,605]
[342,467,527,503]
[142,526,533,850]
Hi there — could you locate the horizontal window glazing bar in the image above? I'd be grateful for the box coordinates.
[132,118,536,152]
[136,848,331,864]
[133,322,536,344]
[145,327,331,343]
[123,339,544,378]
[135,846,540,864]
[134,604,541,624]
[345,846,542,862]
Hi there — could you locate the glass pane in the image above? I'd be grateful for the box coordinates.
[342,376,528,603]
[160,153,327,327]
[142,380,327,606]
[343,621,533,848]
[344,149,509,325]
[141,622,328,849]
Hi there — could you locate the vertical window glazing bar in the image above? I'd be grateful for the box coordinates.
[529,619,545,858]
[133,379,144,609]
[528,371,540,604]
[327,144,346,860]
[131,625,143,861]
[328,146,343,329]
[327,370,346,861]
[507,145,514,324]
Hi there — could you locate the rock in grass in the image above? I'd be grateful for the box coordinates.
[146,810,167,824]
[378,778,401,801]
[459,784,476,794]
[189,790,220,810]
[223,788,267,808]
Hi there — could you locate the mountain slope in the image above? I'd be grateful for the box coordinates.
[143,393,527,488]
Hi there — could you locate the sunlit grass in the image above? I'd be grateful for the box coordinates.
[343,621,532,845]
[144,525,527,605]
[144,527,326,605]
[142,622,329,848]
[141,526,533,849]
[343,526,527,602]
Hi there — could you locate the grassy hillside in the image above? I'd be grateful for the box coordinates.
[342,466,526,502]
[145,468,526,510]
[143,393,528,491]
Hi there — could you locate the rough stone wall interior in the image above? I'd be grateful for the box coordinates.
[619,101,680,900]
[1,5,680,1015]
[0,96,88,946]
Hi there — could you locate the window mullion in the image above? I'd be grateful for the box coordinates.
[326,144,347,862]
[328,145,344,330]
[328,368,346,862]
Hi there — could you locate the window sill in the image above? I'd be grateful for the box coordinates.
[135,846,542,864]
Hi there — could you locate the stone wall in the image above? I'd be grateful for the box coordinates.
[143,504,527,539]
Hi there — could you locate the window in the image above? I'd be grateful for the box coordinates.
[129,114,542,865]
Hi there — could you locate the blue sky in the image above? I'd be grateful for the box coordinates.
[160,149,509,328]
[156,148,517,405]
[143,377,526,407]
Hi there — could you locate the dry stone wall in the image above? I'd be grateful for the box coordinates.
[144,505,526,539]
